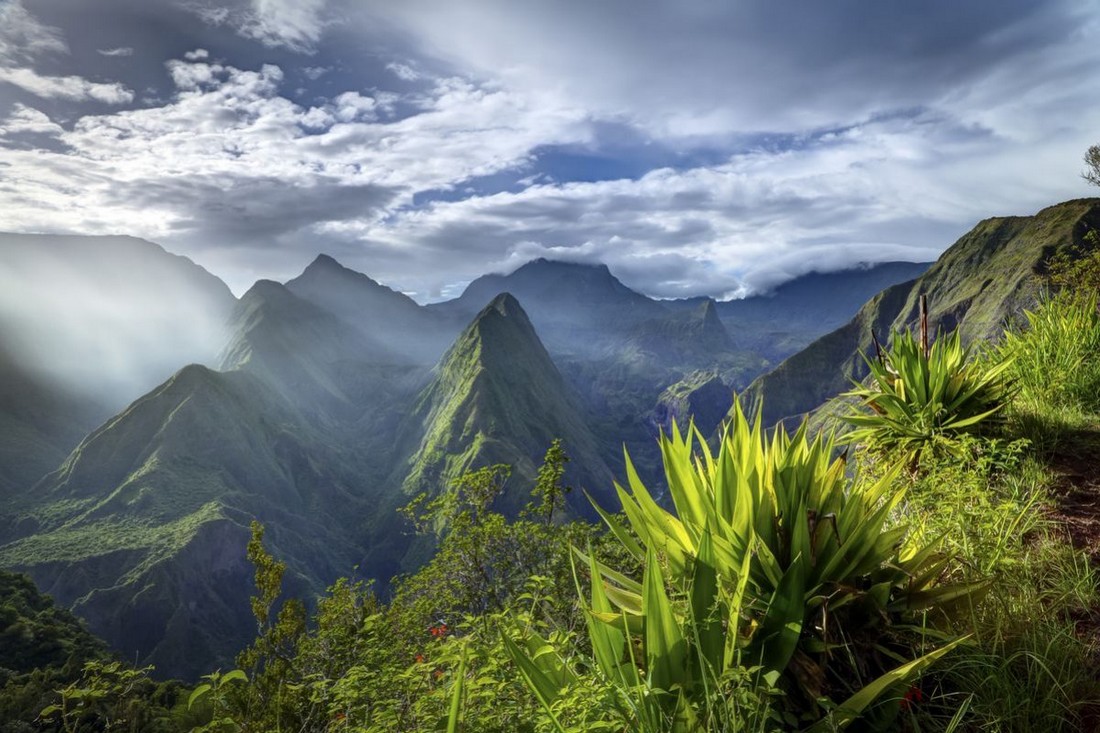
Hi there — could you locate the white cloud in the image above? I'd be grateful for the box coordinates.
[330,105,1099,299]
[97,47,134,57]
[0,66,134,103]
[187,0,329,53]
[0,0,67,65]
[2,2,1099,301]
[360,0,1100,139]
[0,103,63,136]
[386,62,421,82]
[246,0,327,51]
[0,54,593,293]
[184,48,210,61]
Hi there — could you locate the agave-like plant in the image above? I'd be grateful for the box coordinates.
[843,328,1013,465]
[505,403,979,731]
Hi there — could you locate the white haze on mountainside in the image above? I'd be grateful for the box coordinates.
[0,234,234,410]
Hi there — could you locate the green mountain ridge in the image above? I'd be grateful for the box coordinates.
[0,364,371,678]
[400,293,615,518]
[745,198,1100,426]
[0,239,972,682]
[286,254,457,364]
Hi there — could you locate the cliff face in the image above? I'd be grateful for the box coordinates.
[744,199,1100,426]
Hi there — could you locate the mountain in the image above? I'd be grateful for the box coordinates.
[650,371,733,438]
[744,199,1100,426]
[0,344,104,498]
[434,259,669,356]
[0,364,375,679]
[400,294,615,518]
[0,228,1029,682]
[0,233,237,498]
[623,298,739,365]
[286,255,456,364]
[667,261,933,360]
[219,279,403,417]
[0,233,236,409]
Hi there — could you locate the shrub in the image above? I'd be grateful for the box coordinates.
[508,403,978,731]
[843,328,1013,465]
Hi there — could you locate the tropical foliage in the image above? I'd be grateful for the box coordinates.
[843,327,1013,464]
[507,404,978,731]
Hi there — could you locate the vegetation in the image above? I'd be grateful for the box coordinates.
[1085,143,1100,187]
[4,202,1100,731]
[843,326,1013,465]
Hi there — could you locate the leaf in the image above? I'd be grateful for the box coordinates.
[809,635,970,731]
[188,683,212,710]
[643,547,688,693]
[446,643,468,733]
[754,558,805,682]
[690,525,722,677]
[221,669,248,684]
[500,632,569,733]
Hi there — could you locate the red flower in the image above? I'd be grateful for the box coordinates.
[900,685,924,711]
[414,653,425,664]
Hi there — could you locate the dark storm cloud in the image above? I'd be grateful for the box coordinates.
[106,175,399,246]
[366,0,1088,135]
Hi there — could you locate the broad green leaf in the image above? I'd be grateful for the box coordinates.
[810,635,970,731]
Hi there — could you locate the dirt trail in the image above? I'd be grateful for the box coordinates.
[1045,425,1100,731]
[1048,426,1100,562]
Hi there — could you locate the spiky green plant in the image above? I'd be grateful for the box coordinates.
[843,328,1013,464]
[506,403,978,731]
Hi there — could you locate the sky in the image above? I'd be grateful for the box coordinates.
[0,0,1098,301]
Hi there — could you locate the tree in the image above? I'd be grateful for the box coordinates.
[529,438,572,524]
[1085,144,1100,187]
[232,521,307,729]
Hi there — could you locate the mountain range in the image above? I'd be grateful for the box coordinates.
[0,224,962,678]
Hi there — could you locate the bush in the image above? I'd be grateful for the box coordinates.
[509,403,979,731]
[843,328,1013,465]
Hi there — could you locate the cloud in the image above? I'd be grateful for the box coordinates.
[386,62,420,82]
[0,66,134,103]
[330,105,1098,300]
[363,0,1097,138]
[0,0,67,65]
[1,2,1098,302]
[245,0,327,51]
[97,47,134,57]
[0,53,593,292]
[0,103,63,137]
[186,0,329,52]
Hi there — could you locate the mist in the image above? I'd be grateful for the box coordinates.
[0,233,237,412]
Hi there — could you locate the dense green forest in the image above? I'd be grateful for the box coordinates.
[3,232,1099,732]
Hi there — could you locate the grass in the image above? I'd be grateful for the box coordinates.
[998,290,1100,416]
[841,286,1100,730]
